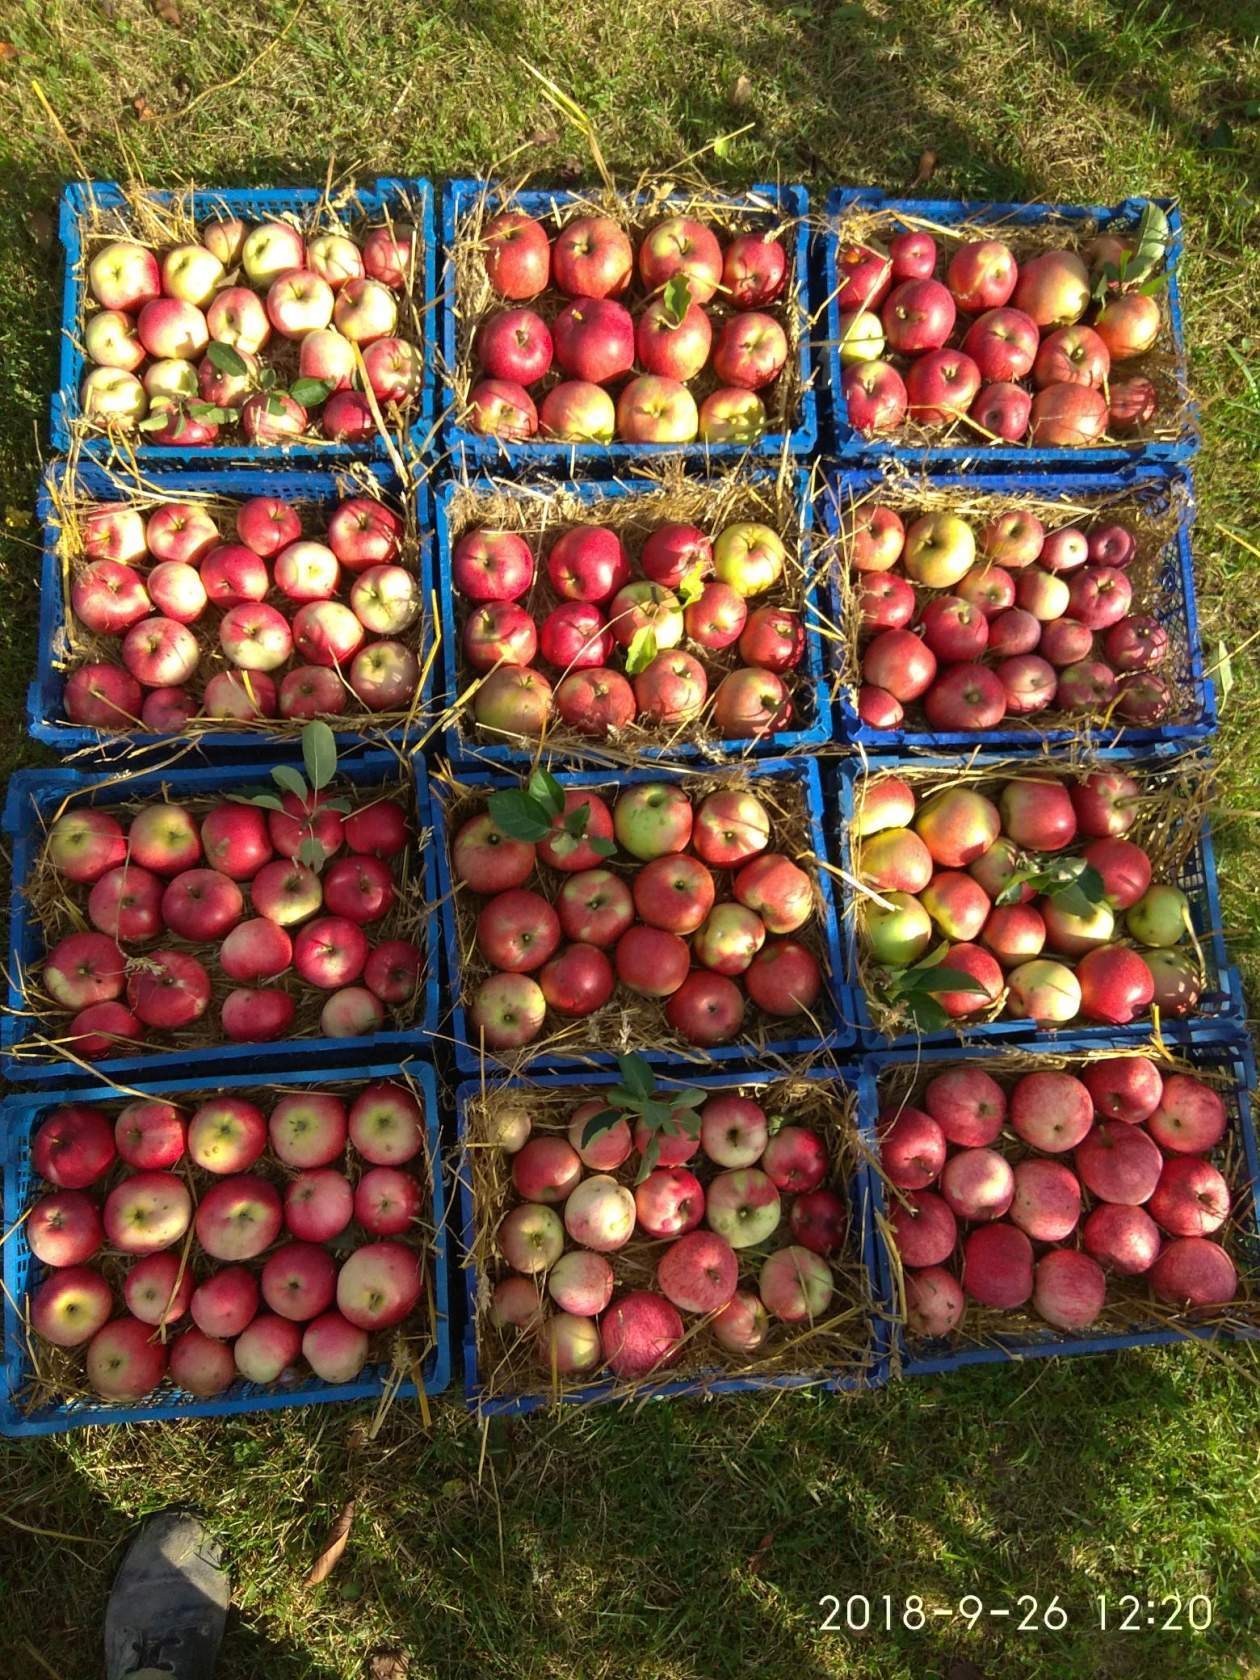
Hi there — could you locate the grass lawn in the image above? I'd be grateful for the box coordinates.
[2,2,1260,1676]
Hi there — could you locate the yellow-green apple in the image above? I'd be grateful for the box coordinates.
[712,522,785,596]
[274,539,340,602]
[563,1173,636,1252]
[241,221,305,285]
[1030,382,1109,446]
[476,888,561,973]
[137,298,209,361]
[634,1166,705,1238]
[762,1125,828,1193]
[302,1310,369,1382]
[732,851,813,933]
[961,306,1039,381]
[104,1170,193,1255]
[713,311,788,389]
[613,782,693,859]
[349,640,420,710]
[474,665,553,735]
[1042,892,1115,956]
[614,924,690,996]
[319,985,384,1037]
[567,1099,631,1170]
[548,1250,615,1317]
[616,375,699,443]
[946,239,1017,312]
[860,890,933,966]
[1011,250,1090,327]
[683,581,747,649]
[556,869,634,948]
[1150,1238,1237,1308]
[362,224,416,290]
[1083,1203,1161,1275]
[241,390,308,443]
[190,1266,260,1338]
[539,379,614,442]
[638,215,722,302]
[160,867,244,940]
[1125,882,1190,949]
[904,1266,965,1336]
[284,1172,352,1249]
[665,971,745,1044]
[234,1313,303,1384]
[218,916,292,984]
[889,1187,957,1267]
[970,380,1032,441]
[1013,567,1069,623]
[712,668,790,736]
[553,296,635,382]
[477,307,553,385]
[482,210,551,298]
[600,1290,684,1379]
[1006,956,1082,1024]
[71,558,151,634]
[261,1241,337,1321]
[85,308,146,371]
[470,972,547,1047]
[635,297,712,380]
[834,242,893,312]
[658,1229,739,1314]
[161,242,224,306]
[759,1245,833,1322]
[207,285,271,353]
[498,1202,565,1272]
[855,774,915,836]
[1034,324,1110,390]
[907,348,982,425]
[632,853,715,933]
[698,1095,768,1169]
[858,827,933,894]
[837,309,885,364]
[744,939,821,1015]
[87,864,163,942]
[293,915,368,990]
[32,1103,116,1187]
[195,1174,283,1262]
[306,232,364,288]
[82,367,148,426]
[539,601,612,670]
[962,1222,1034,1308]
[115,1099,186,1170]
[86,1316,168,1401]
[89,241,162,310]
[546,525,630,603]
[1093,293,1160,360]
[1147,1073,1227,1154]
[44,929,127,1010]
[698,387,766,444]
[842,359,907,433]
[47,808,127,883]
[903,512,976,588]
[882,278,955,353]
[723,233,787,307]
[879,1104,946,1189]
[552,215,633,298]
[711,1288,770,1353]
[123,1250,192,1326]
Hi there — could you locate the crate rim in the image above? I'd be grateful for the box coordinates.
[1,1055,451,1436]
[53,175,437,467]
[432,464,834,766]
[438,176,818,468]
[453,1060,888,1415]
[819,186,1197,471]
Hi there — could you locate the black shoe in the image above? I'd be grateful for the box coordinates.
[104,1512,229,1680]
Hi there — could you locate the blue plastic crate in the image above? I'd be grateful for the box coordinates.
[829,748,1243,1053]
[455,1063,888,1414]
[433,756,856,1076]
[27,461,435,759]
[54,177,436,466]
[439,178,817,470]
[820,189,1196,470]
[825,463,1214,752]
[861,1027,1260,1376]
[434,467,834,767]
[2,750,440,1083]
[0,1058,450,1435]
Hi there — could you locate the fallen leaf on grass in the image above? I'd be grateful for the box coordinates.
[370,1652,409,1679]
[303,1500,355,1588]
[731,74,752,107]
[747,1531,774,1574]
[131,94,158,121]
[0,42,17,62]
[150,0,182,22]
[910,149,938,187]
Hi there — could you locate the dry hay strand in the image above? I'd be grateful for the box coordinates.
[827,202,1193,452]
[66,173,432,458]
[444,171,811,448]
[442,447,833,767]
[461,1060,880,1405]
[9,760,433,1068]
[5,1065,444,1422]
[826,467,1202,741]
[848,748,1218,1041]
[44,449,440,755]
[873,1038,1260,1365]
[432,758,840,1075]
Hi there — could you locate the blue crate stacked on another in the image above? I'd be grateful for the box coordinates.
[825,464,1215,752]
[433,467,834,766]
[829,750,1242,1053]
[54,177,436,466]
[819,189,1195,470]
[862,1028,1259,1375]
[454,1065,889,1415]
[432,756,855,1075]
[28,462,434,757]
[1,1060,450,1436]
[2,751,440,1083]
[439,179,817,471]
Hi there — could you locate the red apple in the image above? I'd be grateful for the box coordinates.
[881,278,955,354]
[961,307,1040,381]
[842,360,907,434]
[946,240,1017,312]
[482,210,551,299]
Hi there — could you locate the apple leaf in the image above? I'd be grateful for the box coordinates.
[636,1134,662,1183]
[486,788,553,842]
[527,767,566,818]
[271,764,309,800]
[228,791,285,811]
[302,719,338,791]
[617,1052,654,1098]
[624,626,658,677]
[661,274,692,328]
[667,1086,707,1108]
[1125,201,1171,287]
[896,966,993,997]
[905,994,951,1031]
[581,1107,625,1147]
[137,412,172,432]
[205,340,249,377]
[678,562,708,607]
[259,366,278,391]
[290,376,336,407]
[266,394,288,417]
[298,834,329,872]
[589,836,617,857]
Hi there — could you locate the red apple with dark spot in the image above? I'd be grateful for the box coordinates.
[969,381,1031,441]
[1055,659,1117,712]
[1115,673,1172,724]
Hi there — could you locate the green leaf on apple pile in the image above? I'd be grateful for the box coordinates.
[661,274,693,328]
[527,768,565,817]
[303,720,338,791]
[624,626,658,676]
[290,377,336,408]
[580,1107,625,1147]
[266,395,288,417]
[1126,201,1171,288]
[298,835,329,872]
[228,791,286,811]
[259,367,279,391]
[272,764,310,800]
[487,788,554,842]
[137,411,173,432]
[617,1052,654,1097]
[206,340,249,378]
[996,857,1106,920]
[886,943,991,999]
[189,402,239,425]
[678,562,708,607]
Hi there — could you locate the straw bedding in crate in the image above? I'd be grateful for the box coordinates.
[41,455,438,752]
[827,198,1192,456]
[871,1037,1259,1370]
[444,174,811,453]
[441,453,830,765]
[846,750,1224,1043]
[9,756,430,1070]
[435,759,842,1073]
[829,468,1207,744]
[4,1066,446,1429]
[461,1063,881,1407]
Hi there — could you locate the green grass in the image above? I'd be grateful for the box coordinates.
[1,2,1260,1675]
